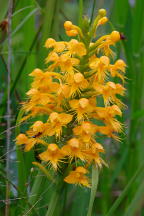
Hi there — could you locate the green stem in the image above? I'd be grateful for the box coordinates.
[78,0,83,28]
[106,161,144,216]
[90,0,96,24]
[28,169,44,205]
[23,169,45,216]
[45,179,64,216]
[0,25,41,119]
[87,165,99,216]
[15,109,27,196]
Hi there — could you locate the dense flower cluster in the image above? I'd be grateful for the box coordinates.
[16,9,126,187]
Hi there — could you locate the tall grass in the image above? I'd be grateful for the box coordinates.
[0,0,144,215]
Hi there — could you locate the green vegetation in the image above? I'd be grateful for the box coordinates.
[0,0,144,215]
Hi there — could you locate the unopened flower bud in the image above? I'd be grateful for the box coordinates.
[110,31,120,42]
[66,29,78,37]
[98,9,106,17]
[64,21,73,31]
[98,17,108,26]
[115,59,126,68]
[45,38,56,48]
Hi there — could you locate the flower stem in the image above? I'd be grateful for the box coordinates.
[87,165,99,216]
[15,109,27,196]
[28,169,44,205]
[45,179,64,216]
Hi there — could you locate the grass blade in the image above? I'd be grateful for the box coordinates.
[106,161,144,216]
[11,8,38,37]
[15,109,27,195]
[124,180,144,216]
[78,0,83,27]
[87,165,99,216]
[12,6,34,17]
[5,1,13,215]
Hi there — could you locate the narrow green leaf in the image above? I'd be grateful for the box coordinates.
[106,161,144,216]
[110,0,129,30]
[32,162,54,182]
[0,25,41,120]
[124,180,144,216]
[90,0,96,24]
[87,165,99,216]
[34,0,47,8]
[131,109,144,119]
[28,169,45,205]
[78,0,83,27]
[12,6,34,17]
[110,147,128,185]
[45,190,60,216]
[38,0,64,66]
[11,8,38,37]
[0,0,8,21]
[132,0,144,53]
[15,109,27,195]
[45,179,64,216]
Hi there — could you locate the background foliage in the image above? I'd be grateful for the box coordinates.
[0,0,144,215]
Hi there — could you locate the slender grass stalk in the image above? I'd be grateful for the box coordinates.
[110,146,128,185]
[0,0,8,21]
[5,0,13,215]
[78,0,83,27]
[38,0,61,66]
[32,162,54,182]
[28,170,45,205]
[6,8,38,40]
[0,25,41,118]
[15,109,27,195]
[106,161,144,216]
[10,25,42,94]
[123,0,144,202]
[124,180,144,216]
[90,0,96,24]
[12,6,34,17]
[45,179,64,216]
[87,165,99,216]
[1,172,39,216]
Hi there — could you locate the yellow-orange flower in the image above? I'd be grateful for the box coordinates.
[66,72,89,96]
[97,16,108,26]
[29,69,59,92]
[69,98,95,121]
[93,82,125,106]
[64,21,79,37]
[73,121,96,142]
[64,166,90,187]
[16,9,126,187]
[67,39,86,56]
[109,59,126,82]
[16,133,46,151]
[89,56,110,83]
[39,144,64,169]
[45,38,66,52]
[44,112,73,138]
[62,138,84,161]
[97,31,120,56]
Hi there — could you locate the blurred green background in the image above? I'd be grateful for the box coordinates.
[0,0,144,215]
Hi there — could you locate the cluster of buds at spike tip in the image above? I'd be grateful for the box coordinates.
[64,21,79,37]
[16,9,126,187]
